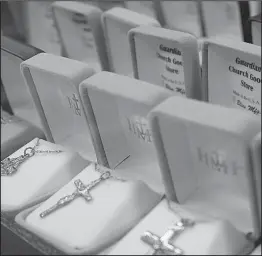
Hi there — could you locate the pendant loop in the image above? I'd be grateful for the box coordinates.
[24,147,35,157]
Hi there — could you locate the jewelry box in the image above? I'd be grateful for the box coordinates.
[1,111,45,161]
[124,1,157,20]
[109,96,261,255]
[15,163,162,254]
[20,53,97,162]
[158,1,202,38]
[1,138,88,216]
[201,1,244,41]
[24,1,61,55]
[79,71,173,194]
[101,7,160,77]
[52,1,109,72]
[128,26,202,100]
[202,37,261,113]
[1,36,44,128]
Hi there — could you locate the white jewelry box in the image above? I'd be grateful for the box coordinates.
[79,71,173,194]
[110,96,261,255]
[1,138,88,216]
[201,1,243,41]
[149,96,261,252]
[1,111,45,161]
[202,37,261,113]
[51,1,109,72]
[1,36,44,128]
[251,245,261,255]
[24,1,61,55]
[158,1,203,38]
[250,14,261,46]
[124,1,157,19]
[128,26,202,100]
[20,53,97,162]
[15,163,162,254]
[101,7,160,77]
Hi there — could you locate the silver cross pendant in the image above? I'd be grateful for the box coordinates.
[1,147,35,176]
[141,219,195,255]
[40,171,111,218]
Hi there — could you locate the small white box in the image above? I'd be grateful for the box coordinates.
[1,138,88,216]
[101,7,160,77]
[201,1,243,41]
[1,36,43,128]
[251,245,261,255]
[250,14,261,46]
[21,53,97,161]
[52,1,109,72]
[150,96,261,240]
[25,1,61,55]
[124,1,157,19]
[159,1,203,38]
[129,26,202,100]
[79,71,173,193]
[1,111,45,160]
[202,37,261,115]
[15,163,161,254]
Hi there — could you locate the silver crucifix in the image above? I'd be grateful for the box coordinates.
[141,219,195,255]
[40,171,111,218]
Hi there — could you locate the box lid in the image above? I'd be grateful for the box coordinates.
[149,96,261,237]
[159,1,202,37]
[20,53,97,161]
[51,1,109,71]
[1,36,43,127]
[101,7,160,76]
[202,37,261,114]
[79,71,172,193]
[128,26,202,100]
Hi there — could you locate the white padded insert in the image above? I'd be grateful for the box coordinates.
[109,199,250,255]
[25,163,161,253]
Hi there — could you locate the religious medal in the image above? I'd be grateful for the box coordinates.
[141,219,195,255]
[1,138,63,176]
[40,163,125,218]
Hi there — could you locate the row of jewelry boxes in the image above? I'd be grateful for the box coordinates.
[7,1,261,57]
[1,53,261,254]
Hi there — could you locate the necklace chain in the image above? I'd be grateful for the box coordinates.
[1,138,63,176]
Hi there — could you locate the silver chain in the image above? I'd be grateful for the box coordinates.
[93,162,126,182]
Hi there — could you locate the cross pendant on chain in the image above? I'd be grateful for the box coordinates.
[40,171,111,218]
[141,219,194,255]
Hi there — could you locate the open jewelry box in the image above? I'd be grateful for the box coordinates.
[79,71,175,194]
[109,96,261,255]
[51,1,109,72]
[1,110,45,161]
[101,7,160,77]
[202,37,261,112]
[1,138,88,217]
[20,52,99,162]
[128,26,202,100]
[1,36,44,128]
